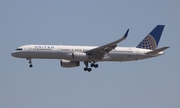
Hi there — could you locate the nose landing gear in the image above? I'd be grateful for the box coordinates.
[27,58,33,68]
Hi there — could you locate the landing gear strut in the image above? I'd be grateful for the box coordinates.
[27,58,33,68]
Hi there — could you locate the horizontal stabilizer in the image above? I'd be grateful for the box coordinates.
[145,46,170,54]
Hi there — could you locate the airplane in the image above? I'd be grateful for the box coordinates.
[11,25,169,72]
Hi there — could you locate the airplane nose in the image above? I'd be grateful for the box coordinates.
[11,52,14,57]
[11,51,16,57]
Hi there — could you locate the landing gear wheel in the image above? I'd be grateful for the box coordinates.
[88,68,92,72]
[29,64,33,68]
[84,67,92,72]
[90,63,95,67]
[90,63,99,68]
[94,64,98,68]
[84,67,88,71]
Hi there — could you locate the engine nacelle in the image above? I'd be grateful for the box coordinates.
[72,52,88,61]
[60,59,80,68]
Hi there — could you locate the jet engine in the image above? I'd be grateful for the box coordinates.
[60,59,80,68]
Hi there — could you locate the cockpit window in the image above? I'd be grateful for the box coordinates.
[15,48,23,51]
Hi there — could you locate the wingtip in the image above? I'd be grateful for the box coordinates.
[124,29,130,38]
[165,46,170,48]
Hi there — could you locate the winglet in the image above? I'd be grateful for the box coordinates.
[124,29,129,38]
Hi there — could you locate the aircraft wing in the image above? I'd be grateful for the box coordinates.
[86,29,129,59]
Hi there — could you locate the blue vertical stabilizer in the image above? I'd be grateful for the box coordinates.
[136,25,165,50]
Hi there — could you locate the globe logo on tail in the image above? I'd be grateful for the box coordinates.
[136,35,157,50]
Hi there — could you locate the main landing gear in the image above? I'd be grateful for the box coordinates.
[83,61,99,72]
[84,67,92,72]
[90,63,98,68]
[27,58,33,68]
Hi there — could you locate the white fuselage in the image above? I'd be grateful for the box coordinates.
[11,25,168,71]
[11,45,164,62]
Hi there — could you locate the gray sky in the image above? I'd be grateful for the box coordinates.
[0,0,179,108]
